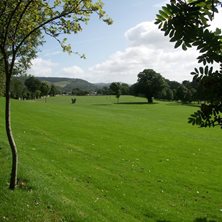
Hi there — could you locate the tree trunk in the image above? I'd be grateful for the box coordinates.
[5,76,18,190]
[147,96,153,104]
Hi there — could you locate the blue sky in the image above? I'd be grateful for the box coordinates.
[29,0,222,84]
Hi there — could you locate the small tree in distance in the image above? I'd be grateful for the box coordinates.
[110,82,121,103]
[49,84,57,97]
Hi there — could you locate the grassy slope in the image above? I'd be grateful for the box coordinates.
[0,96,222,222]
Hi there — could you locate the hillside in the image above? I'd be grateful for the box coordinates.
[37,77,101,92]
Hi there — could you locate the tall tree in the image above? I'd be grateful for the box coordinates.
[0,0,112,189]
[40,82,50,97]
[49,84,57,97]
[134,69,167,103]
[155,0,222,128]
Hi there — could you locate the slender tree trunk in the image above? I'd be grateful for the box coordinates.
[5,75,18,190]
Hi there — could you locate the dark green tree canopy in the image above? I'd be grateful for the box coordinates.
[40,82,50,97]
[134,69,167,103]
[49,84,57,97]
[25,76,41,93]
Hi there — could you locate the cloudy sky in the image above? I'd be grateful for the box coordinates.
[29,0,222,84]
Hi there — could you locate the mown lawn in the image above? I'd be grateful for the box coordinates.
[0,95,222,222]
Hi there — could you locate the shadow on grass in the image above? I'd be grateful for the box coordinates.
[156,220,171,222]
[193,218,217,222]
[155,218,218,222]
[166,102,200,108]
[116,102,158,105]
[93,104,112,106]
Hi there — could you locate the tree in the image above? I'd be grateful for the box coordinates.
[0,0,112,189]
[40,82,50,97]
[109,82,121,103]
[155,0,222,128]
[121,83,130,95]
[25,76,41,99]
[71,88,88,96]
[134,69,167,103]
[160,87,174,101]
[49,84,57,97]
[10,78,25,99]
[96,86,111,95]
[176,85,191,103]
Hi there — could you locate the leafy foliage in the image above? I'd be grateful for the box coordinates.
[109,82,121,102]
[156,0,222,128]
[133,69,167,103]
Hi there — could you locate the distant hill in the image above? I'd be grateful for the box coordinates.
[37,77,107,93]
[94,83,110,88]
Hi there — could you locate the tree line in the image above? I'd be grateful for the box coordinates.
[1,75,58,100]
[99,68,206,104]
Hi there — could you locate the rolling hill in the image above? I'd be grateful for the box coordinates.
[37,77,110,93]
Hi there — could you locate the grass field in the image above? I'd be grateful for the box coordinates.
[0,95,222,222]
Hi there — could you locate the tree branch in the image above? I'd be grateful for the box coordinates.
[13,0,35,44]
[14,2,85,55]
[0,1,8,20]
[3,0,23,47]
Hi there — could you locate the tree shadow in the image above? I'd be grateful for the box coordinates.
[155,217,218,222]
[116,102,158,105]
[156,220,171,222]
[193,218,217,222]
[166,102,200,108]
[93,104,112,106]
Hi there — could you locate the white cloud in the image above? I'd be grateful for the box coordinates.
[87,21,199,83]
[86,10,222,84]
[210,8,222,30]
[29,8,222,84]
[62,65,84,78]
[29,58,58,76]
[43,50,62,57]
[125,21,174,50]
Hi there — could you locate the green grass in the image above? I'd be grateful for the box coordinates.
[0,96,222,222]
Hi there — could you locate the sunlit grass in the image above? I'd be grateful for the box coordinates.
[0,96,221,222]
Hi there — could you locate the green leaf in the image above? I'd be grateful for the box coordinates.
[159,10,168,19]
[215,28,221,35]
[182,43,187,51]
[199,67,204,74]
[209,67,213,75]
[156,14,165,21]
[204,65,209,75]
[174,40,183,48]
[194,68,199,74]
